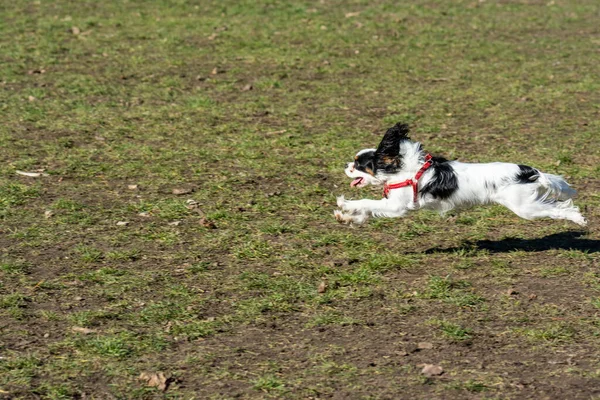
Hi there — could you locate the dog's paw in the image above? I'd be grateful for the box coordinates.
[337,196,359,213]
[334,210,367,225]
[334,209,349,224]
[575,216,588,227]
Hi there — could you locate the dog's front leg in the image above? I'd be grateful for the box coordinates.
[335,196,408,224]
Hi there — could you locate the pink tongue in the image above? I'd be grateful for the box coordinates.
[351,178,363,187]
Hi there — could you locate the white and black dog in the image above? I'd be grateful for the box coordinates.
[334,123,587,226]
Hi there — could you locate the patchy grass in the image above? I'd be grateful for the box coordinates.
[1,0,599,398]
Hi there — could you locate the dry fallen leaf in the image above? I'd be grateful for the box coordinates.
[345,11,361,18]
[207,33,218,40]
[241,84,253,91]
[421,364,444,377]
[168,221,182,226]
[506,288,518,295]
[116,221,129,226]
[172,188,193,195]
[139,371,169,391]
[44,210,54,218]
[211,67,218,75]
[16,170,48,177]
[71,326,97,334]
[200,218,216,229]
[317,280,328,293]
[71,26,81,35]
[417,342,433,350]
[127,184,139,190]
[185,199,199,209]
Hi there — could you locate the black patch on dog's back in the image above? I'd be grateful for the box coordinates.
[420,157,458,199]
[515,164,539,183]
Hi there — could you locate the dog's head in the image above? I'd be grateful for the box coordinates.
[344,123,410,187]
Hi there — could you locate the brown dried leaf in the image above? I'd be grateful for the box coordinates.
[241,84,253,91]
[71,26,81,35]
[417,342,433,350]
[172,188,193,195]
[200,218,216,229]
[71,326,97,334]
[185,199,199,209]
[317,280,328,293]
[139,371,169,391]
[211,67,218,75]
[345,11,361,18]
[265,191,282,198]
[421,364,444,377]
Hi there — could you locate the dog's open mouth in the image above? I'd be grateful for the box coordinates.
[351,177,364,188]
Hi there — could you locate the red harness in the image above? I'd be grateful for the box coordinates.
[383,154,433,202]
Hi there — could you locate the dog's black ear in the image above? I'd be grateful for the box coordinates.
[374,123,410,171]
[375,123,410,157]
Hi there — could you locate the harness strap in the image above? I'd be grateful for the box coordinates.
[383,154,433,202]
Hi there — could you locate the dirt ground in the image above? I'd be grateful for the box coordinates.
[1,0,600,399]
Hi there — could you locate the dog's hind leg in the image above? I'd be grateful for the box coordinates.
[493,187,587,226]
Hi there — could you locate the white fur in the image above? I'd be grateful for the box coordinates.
[334,140,587,226]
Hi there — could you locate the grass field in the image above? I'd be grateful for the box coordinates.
[1,0,599,398]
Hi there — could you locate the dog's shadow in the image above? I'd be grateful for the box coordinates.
[425,231,599,254]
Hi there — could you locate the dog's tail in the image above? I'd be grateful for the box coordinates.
[537,172,577,202]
